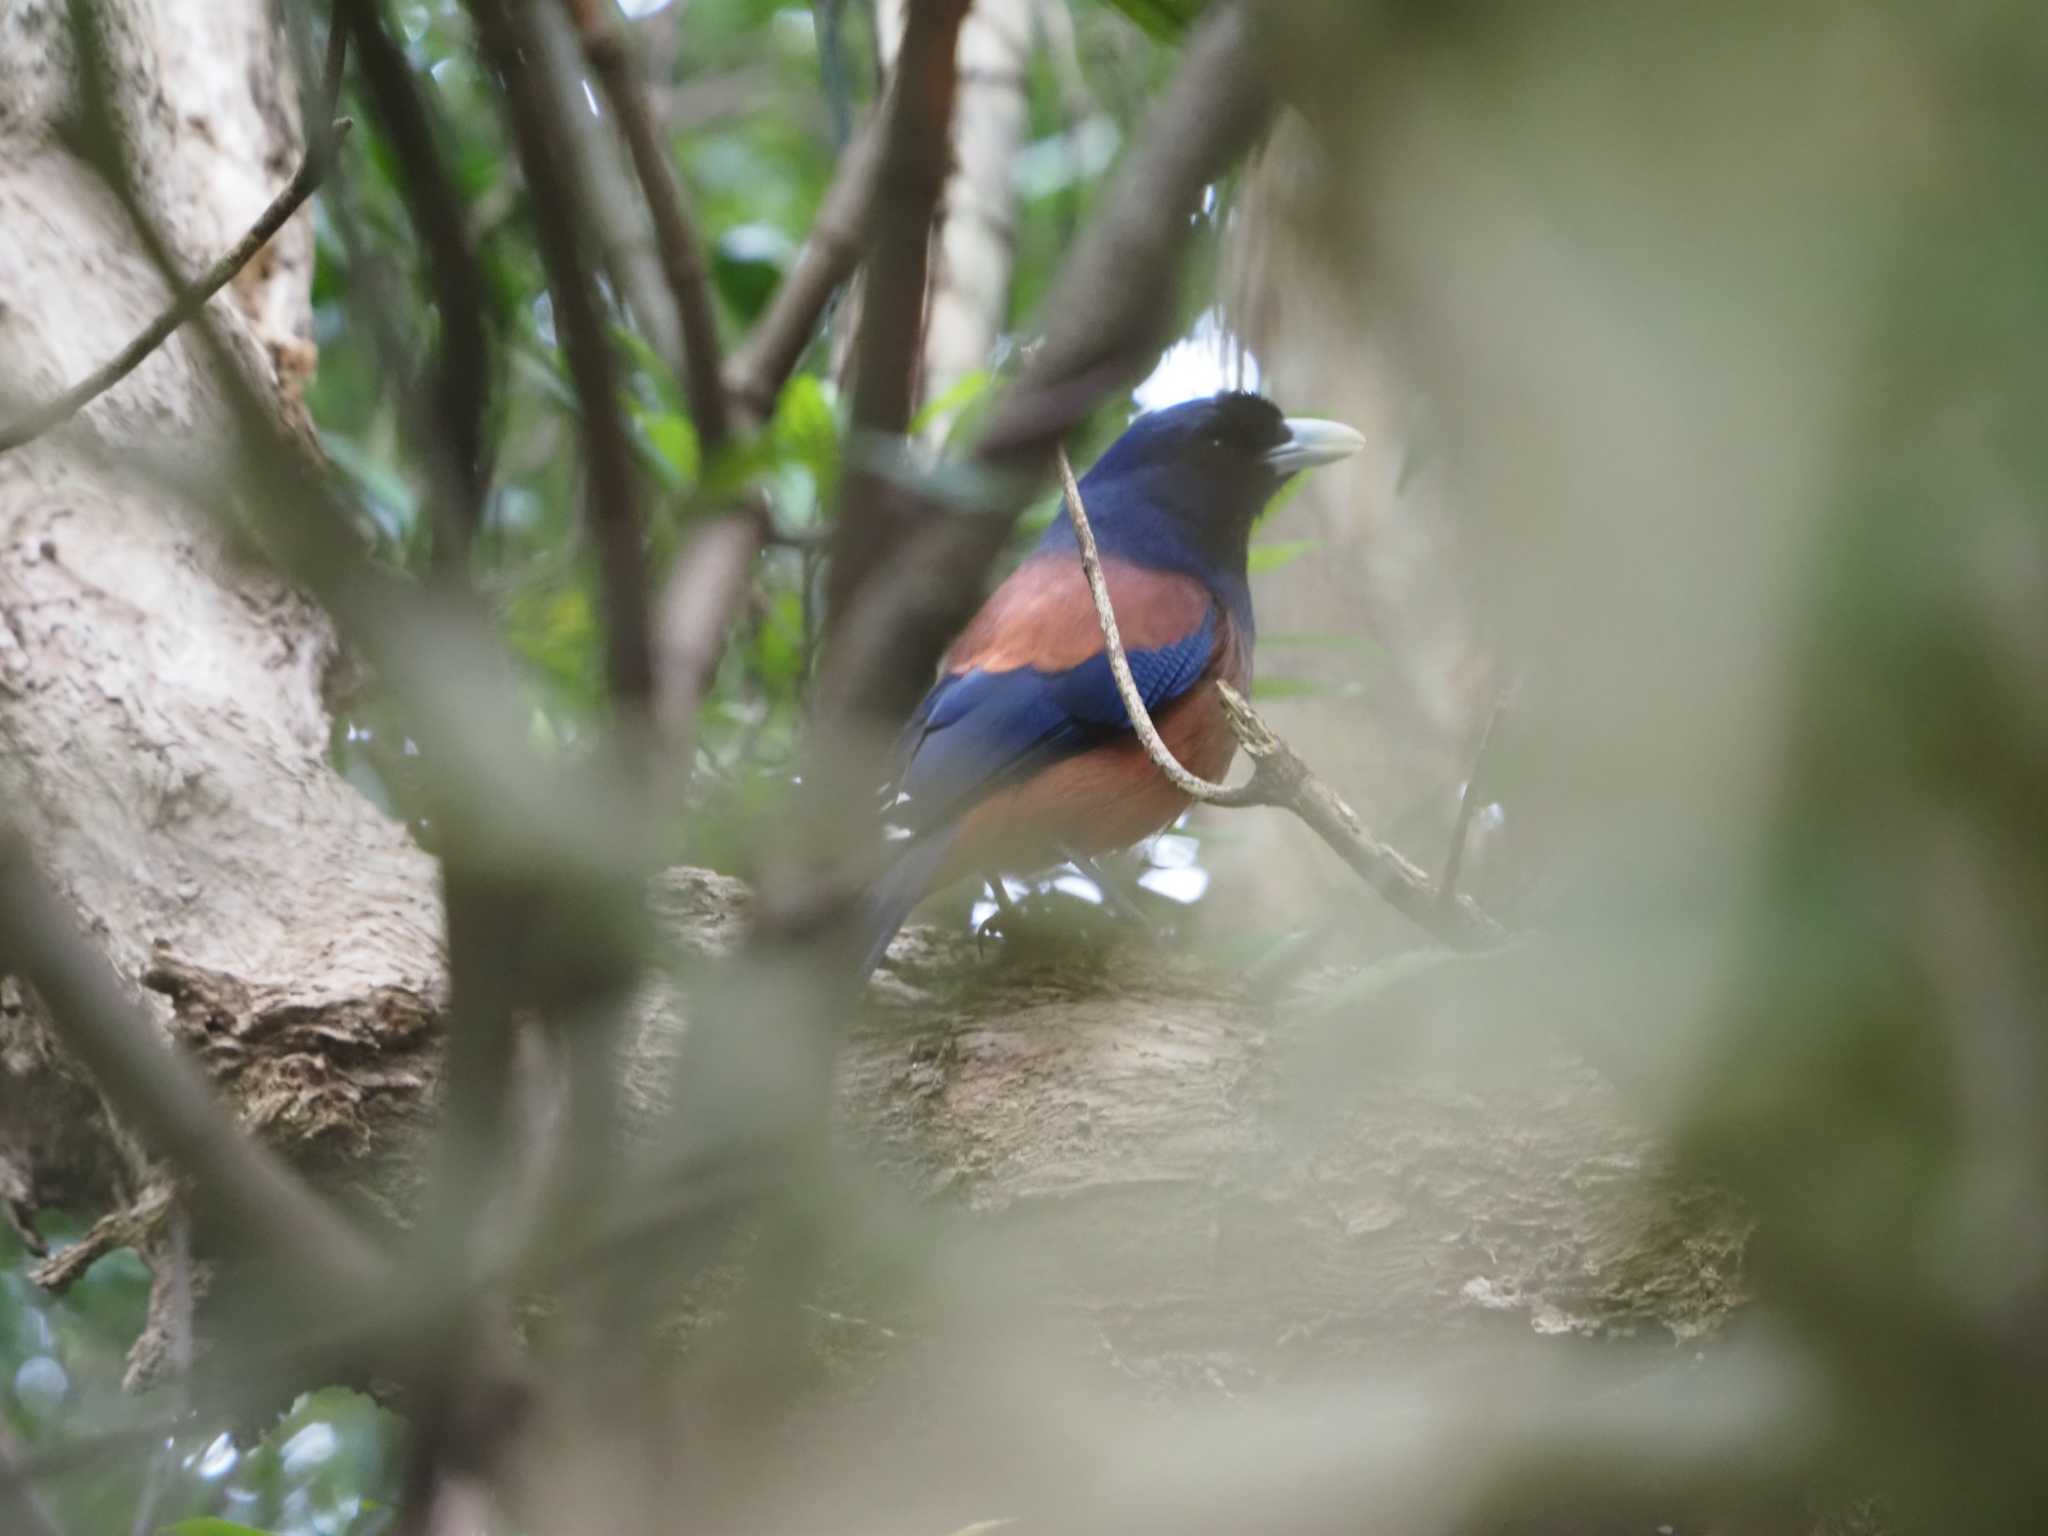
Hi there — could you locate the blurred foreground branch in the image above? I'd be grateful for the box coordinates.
[1057,449,1507,951]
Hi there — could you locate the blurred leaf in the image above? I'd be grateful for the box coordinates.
[770,373,842,497]
[911,369,996,437]
[642,411,702,488]
[319,431,417,547]
[1097,0,1205,41]
[1260,630,1384,655]
[712,223,798,324]
[162,1521,277,1536]
[1012,117,1122,201]
[1251,676,1341,701]
[1247,538,1317,574]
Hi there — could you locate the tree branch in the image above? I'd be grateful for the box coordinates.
[654,495,771,764]
[0,119,352,455]
[825,0,975,651]
[1056,450,1509,952]
[340,0,492,576]
[471,0,653,710]
[846,0,971,438]
[572,3,732,454]
[722,115,886,422]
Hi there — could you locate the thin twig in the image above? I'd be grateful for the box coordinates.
[1212,683,1508,949]
[1056,447,1242,802]
[0,119,353,455]
[574,8,732,454]
[128,1209,191,1536]
[1056,451,1508,953]
[1438,691,1506,909]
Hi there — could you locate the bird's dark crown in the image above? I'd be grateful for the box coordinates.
[1039,392,1295,630]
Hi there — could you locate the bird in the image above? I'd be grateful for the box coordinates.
[861,391,1365,975]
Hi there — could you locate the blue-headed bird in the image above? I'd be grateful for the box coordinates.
[862,391,1364,973]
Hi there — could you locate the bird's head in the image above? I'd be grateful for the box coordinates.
[1055,392,1365,600]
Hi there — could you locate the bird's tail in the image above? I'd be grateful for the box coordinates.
[859,830,955,978]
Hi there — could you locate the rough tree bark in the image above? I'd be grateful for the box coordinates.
[0,0,1740,1397]
[0,0,444,1343]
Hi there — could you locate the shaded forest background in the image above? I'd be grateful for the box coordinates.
[4,0,2048,1533]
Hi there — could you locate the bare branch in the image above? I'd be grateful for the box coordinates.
[0,120,352,455]
[340,0,492,574]
[1056,450,1509,953]
[846,0,972,437]
[573,5,732,454]
[1211,682,1509,949]
[824,0,975,652]
[655,498,771,763]
[471,0,653,710]
[722,115,886,421]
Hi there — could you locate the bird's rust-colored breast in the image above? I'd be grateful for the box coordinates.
[945,553,1214,676]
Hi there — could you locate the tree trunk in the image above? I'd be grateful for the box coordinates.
[0,0,444,1349]
[0,0,1741,1399]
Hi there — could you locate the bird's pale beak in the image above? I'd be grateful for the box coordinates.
[1263,417,1367,476]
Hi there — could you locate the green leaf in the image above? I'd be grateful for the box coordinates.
[910,369,995,437]
[1098,0,1207,41]
[770,373,841,486]
[161,1520,277,1536]
[1260,630,1387,665]
[643,412,701,487]
[1247,539,1317,574]
[1250,676,1334,701]
[713,223,798,324]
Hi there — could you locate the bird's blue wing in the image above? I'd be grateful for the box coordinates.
[887,607,1217,836]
